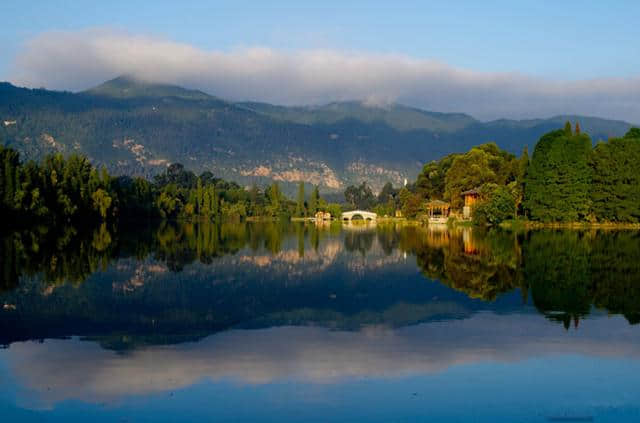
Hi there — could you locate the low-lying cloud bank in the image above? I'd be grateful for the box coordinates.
[9,28,640,122]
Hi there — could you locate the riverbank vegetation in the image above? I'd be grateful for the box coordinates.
[353,123,640,226]
[2,123,639,228]
[0,148,337,226]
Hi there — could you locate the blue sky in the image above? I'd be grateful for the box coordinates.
[2,0,639,79]
[1,1,639,120]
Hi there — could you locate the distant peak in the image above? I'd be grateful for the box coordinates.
[84,75,213,100]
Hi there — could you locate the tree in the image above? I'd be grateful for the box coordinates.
[377,182,396,204]
[309,185,320,215]
[514,147,529,216]
[266,183,282,216]
[401,193,423,218]
[444,144,516,209]
[196,178,203,215]
[590,135,640,222]
[344,182,376,210]
[524,129,592,222]
[91,188,112,220]
[415,154,457,200]
[295,182,305,217]
[624,127,640,139]
[473,184,516,225]
[326,203,342,219]
[564,121,572,136]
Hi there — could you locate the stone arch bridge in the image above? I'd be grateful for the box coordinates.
[341,210,377,221]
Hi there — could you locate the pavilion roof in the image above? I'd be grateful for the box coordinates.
[425,199,450,208]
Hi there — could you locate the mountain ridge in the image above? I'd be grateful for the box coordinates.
[1,77,636,194]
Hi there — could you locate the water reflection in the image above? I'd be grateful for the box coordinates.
[1,222,640,348]
[5,313,639,407]
[2,222,640,420]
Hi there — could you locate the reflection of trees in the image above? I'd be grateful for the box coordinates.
[590,232,640,324]
[3,220,640,332]
[344,230,376,255]
[524,231,592,329]
[404,226,640,327]
[376,224,401,255]
[154,221,248,270]
[524,230,640,327]
[1,224,118,291]
[404,226,523,301]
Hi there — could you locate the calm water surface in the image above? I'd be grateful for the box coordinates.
[1,221,639,422]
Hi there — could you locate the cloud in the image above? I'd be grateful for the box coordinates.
[6,313,640,407]
[8,28,640,122]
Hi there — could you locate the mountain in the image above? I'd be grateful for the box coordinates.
[85,75,215,101]
[238,101,477,132]
[0,77,635,194]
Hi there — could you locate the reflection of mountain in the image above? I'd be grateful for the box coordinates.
[4,312,639,407]
[2,222,640,350]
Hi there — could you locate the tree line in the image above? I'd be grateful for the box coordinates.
[3,123,639,227]
[341,141,526,222]
[0,148,342,226]
[342,124,640,224]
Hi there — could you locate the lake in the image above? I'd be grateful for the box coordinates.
[1,221,640,422]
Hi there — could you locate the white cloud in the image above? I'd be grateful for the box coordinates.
[6,313,640,407]
[8,28,640,122]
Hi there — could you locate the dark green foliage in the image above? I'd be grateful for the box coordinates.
[473,184,516,225]
[625,127,640,139]
[377,182,397,204]
[590,231,640,324]
[0,146,299,227]
[525,231,592,329]
[443,143,517,209]
[0,146,113,223]
[309,185,320,215]
[295,182,305,217]
[415,154,457,200]
[524,129,592,222]
[344,182,376,210]
[590,135,640,222]
[514,147,529,216]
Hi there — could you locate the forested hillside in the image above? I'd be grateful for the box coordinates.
[0,76,634,194]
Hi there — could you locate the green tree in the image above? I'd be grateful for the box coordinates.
[295,182,306,217]
[590,135,640,222]
[473,184,516,225]
[514,147,529,216]
[401,192,423,218]
[91,188,113,220]
[524,129,592,222]
[625,127,640,139]
[309,185,320,215]
[326,203,342,219]
[444,146,506,209]
[415,154,457,200]
[344,182,375,210]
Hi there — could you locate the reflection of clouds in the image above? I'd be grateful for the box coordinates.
[4,313,640,407]
[112,260,169,293]
[237,240,342,276]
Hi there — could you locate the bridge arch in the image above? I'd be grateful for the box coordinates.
[341,210,377,221]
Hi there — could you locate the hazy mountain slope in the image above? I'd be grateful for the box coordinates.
[0,77,635,194]
[238,101,477,132]
[85,75,215,101]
